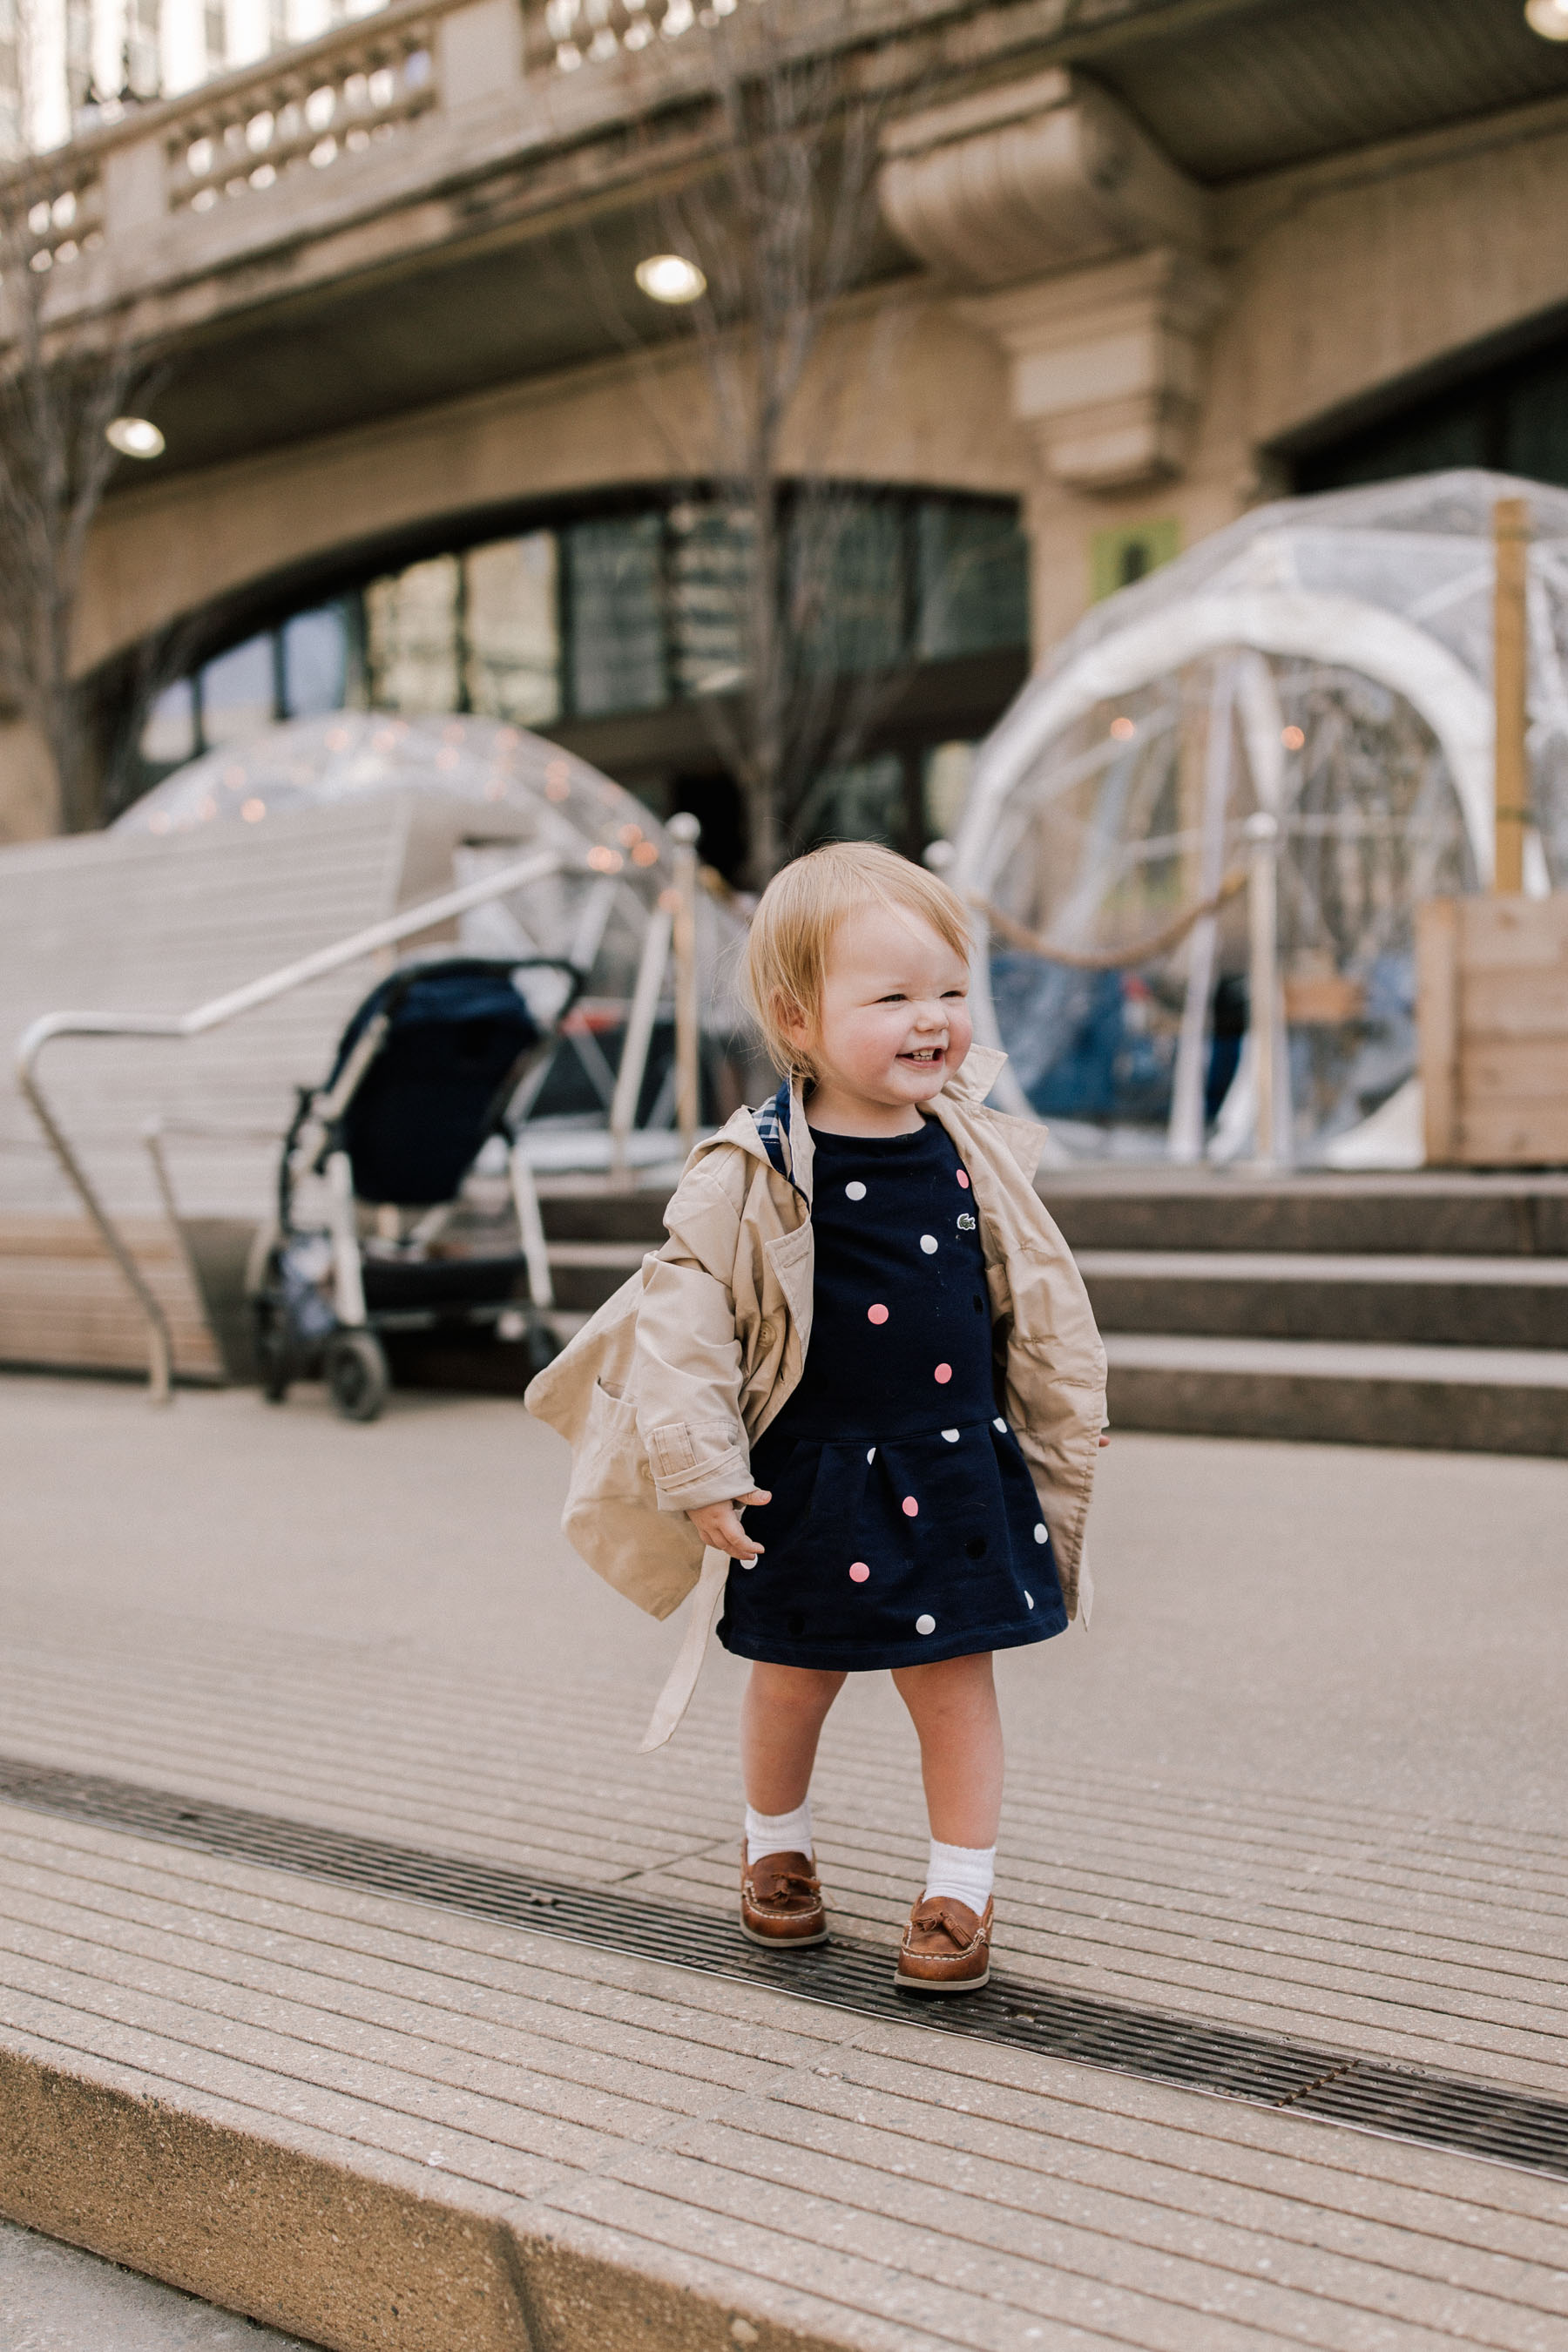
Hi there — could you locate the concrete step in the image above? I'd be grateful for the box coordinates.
[1079,1249,1568,1349]
[1105,1332,1568,1455]
[1041,1173,1568,1257]
[537,1187,671,1246]
[543,1238,652,1313]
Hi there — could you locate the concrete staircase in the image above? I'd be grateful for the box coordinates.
[1042,1173,1568,1456]
[534,1172,1568,1456]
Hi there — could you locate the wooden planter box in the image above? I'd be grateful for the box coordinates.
[1417,896,1568,1166]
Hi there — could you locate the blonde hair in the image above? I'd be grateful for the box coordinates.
[744,841,971,1078]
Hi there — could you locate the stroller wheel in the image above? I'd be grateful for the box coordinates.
[523,1318,560,1378]
[259,1331,291,1404]
[325,1330,389,1423]
[253,1297,291,1403]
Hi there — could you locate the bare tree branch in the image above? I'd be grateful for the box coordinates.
[0,9,152,831]
[571,7,929,884]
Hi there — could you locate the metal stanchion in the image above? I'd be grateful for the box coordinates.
[608,903,672,1187]
[667,812,702,1157]
[1244,809,1281,1171]
[1492,494,1530,895]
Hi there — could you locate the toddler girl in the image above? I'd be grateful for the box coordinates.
[528,841,1106,1990]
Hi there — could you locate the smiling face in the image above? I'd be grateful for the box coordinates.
[784,900,972,1136]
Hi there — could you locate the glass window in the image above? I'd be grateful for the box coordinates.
[916,500,1029,659]
[280,605,348,718]
[1504,353,1568,488]
[366,555,461,713]
[564,514,666,717]
[789,497,905,676]
[139,676,199,767]
[668,503,752,698]
[199,631,276,747]
[465,532,560,726]
[796,753,906,850]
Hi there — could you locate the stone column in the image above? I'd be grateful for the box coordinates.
[881,70,1225,645]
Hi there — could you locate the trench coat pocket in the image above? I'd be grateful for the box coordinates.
[561,1377,703,1621]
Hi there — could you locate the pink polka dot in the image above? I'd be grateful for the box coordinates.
[848,1562,870,1583]
[956,1169,970,1188]
[867,1302,889,1325]
[934,1362,952,1384]
[902,1496,919,1517]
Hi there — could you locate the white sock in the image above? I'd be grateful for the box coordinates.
[923,1837,995,1914]
[745,1799,813,1864]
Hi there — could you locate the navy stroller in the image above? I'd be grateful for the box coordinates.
[252,955,579,1420]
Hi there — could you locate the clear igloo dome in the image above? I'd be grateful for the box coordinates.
[954,471,1568,1163]
[118,711,756,1164]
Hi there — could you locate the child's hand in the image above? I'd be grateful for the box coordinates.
[687,1490,771,1560]
[1099,1429,1112,1448]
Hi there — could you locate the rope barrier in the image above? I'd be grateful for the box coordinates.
[970,868,1248,973]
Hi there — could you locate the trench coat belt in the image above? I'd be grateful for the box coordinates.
[639,1546,729,1751]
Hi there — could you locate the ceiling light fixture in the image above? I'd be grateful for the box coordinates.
[105,416,165,459]
[1526,0,1568,38]
[635,253,706,305]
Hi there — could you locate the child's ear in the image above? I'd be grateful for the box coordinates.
[777,993,812,1054]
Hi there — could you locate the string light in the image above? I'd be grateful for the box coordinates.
[105,416,164,459]
[635,253,706,304]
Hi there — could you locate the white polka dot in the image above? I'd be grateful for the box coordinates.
[993,1416,1007,1432]
[1024,1590,1034,1610]
[1034,1523,1047,1544]
[941,1428,959,1443]
[867,1446,875,1463]
[740,1556,757,1571]
[919,1233,937,1254]
[845,1180,867,1201]
[916,1613,936,1635]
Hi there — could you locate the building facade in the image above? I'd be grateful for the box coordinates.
[8,0,1568,871]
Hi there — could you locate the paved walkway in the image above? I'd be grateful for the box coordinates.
[0,2216,314,2350]
[2,1375,1566,2350]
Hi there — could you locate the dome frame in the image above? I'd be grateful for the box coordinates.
[954,470,1568,1157]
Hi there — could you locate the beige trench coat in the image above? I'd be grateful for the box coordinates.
[524,1046,1107,1746]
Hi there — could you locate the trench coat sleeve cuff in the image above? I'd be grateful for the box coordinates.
[653,1446,754,1513]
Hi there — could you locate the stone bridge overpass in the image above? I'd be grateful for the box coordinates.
[7,0,1568,830]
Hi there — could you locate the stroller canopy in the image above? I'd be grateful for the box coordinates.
[327,959,544,1208]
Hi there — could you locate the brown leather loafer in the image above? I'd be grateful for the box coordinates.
[740,1844,828,1948]
[894,1894,993,1991]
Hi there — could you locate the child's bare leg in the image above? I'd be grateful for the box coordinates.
[891,1650,1004,1848]
[740,1662,846,1814]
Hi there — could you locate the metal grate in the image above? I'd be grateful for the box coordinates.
[3,1752,1565,2181]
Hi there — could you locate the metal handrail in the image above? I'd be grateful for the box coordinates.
[16,847,571,1403]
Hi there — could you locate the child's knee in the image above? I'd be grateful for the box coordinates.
[750,1663,844,1718]
[894,1651,997,1724]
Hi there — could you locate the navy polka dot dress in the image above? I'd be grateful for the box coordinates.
[716,1115,1068,1673]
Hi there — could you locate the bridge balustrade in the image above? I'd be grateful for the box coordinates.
[0,0,682,299]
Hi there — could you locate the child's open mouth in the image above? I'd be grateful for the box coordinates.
[899,1047,944,1065]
